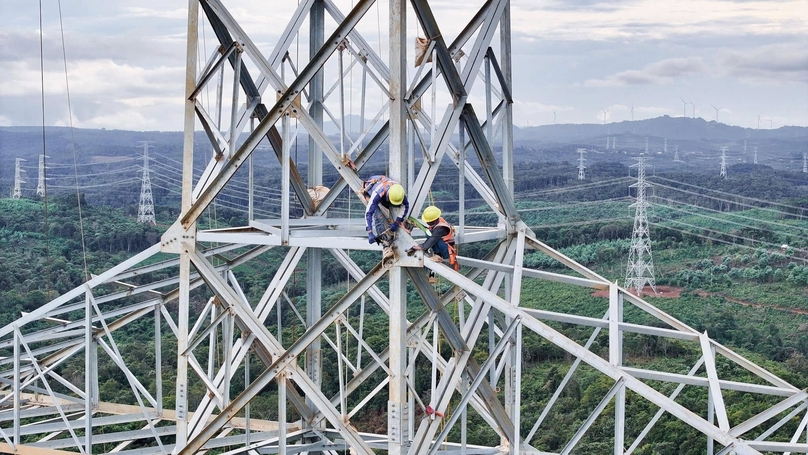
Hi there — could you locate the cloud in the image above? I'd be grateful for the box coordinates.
[509,0,807,42]
[120,7,187,20]
[583,57,706,87]
[719,44,808,84]
[0,59,182,97]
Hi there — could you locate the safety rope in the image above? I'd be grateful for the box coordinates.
[56,0,90,281]
[38,0,54,294]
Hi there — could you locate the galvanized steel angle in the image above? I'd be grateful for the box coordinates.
[423,261,762,453]
[15,328,88,454]
[190,40,239,101]
[193,100,227,156]
[560,377,626,455]
[196,4,314,215]
[460,104,519,225]
[408,99,466,215]
[410,0,467,99]
[187,354,225,406]
[95,339,158,410]
[322,0,389,80]
[428,316,522,455]
[204,0,367,199]
[182,249,383,454]
[0,245,162,341]
[459,0,509,92]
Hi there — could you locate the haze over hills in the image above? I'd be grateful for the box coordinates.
[1,115,806,192]
[515,116,808,144]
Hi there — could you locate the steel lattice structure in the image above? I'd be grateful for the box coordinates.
[2,1,808,455]
[624,155,656,296]
[138,142,157,225]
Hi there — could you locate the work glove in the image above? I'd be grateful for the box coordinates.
[390,221,399,232]
[395,217,404,224]
[368,232,376,244]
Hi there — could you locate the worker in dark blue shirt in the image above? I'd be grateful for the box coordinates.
[411,205,458,271]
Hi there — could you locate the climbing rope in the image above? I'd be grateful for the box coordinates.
[39,0,54,294]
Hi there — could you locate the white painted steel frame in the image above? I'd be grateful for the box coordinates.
[2,1,808,455]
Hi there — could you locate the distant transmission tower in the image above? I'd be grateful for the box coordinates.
[605,136,610,149]
[626,154,656,295]
[663,138,667,154]
[137,142,156,225]
[720,146,728,178]
[743,140,747,154]
[754,146,758,165]
[12,158,26,199]
[36,154,48,197]
[803,153,807,173]
[612,136,617,149]
[577,148,587,180]
[645,137,649,154]
[674,145,680,162]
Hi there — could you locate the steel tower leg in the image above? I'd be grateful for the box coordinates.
[174,0,199,449]
[307,0,325,441]
[389,0,408,453]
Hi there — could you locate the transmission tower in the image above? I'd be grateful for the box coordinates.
[36,154,48,197]
[803,152,807,173]
[606,136,610,149]
[577,148,586,179]
[744,140,747,154]
[720,146,728,178]
[754,146,758,164]
[625,154,656,295]
[612,136,616,149]
[663,138,667,154]
[137,142,156,225]
[4,2,808,455]
[12,158,26,199]
[674,145,680,162]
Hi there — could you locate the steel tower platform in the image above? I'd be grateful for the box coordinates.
[1,1,807,454]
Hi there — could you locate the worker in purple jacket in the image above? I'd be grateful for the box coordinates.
[362,175,409,244]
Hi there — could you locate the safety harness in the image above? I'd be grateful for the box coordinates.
[432,217,459,271]
[362,175,397,200]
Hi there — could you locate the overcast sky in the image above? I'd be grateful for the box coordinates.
[0,0,806,131]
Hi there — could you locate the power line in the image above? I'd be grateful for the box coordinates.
[651,176,808,216]
[650,196,808,236]
[653,216,808,257]
[651,182,804,221]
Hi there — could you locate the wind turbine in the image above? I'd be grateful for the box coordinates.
[553,110,557,125]
[768,118,773,129]
[710,103,721,122]
[630,102,635,122]
[601,108,607,125]
[757,113,762,129]
[690,101,696,119]
[679,97,687,117]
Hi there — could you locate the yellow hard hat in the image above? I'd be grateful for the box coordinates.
[422,205,441,223]
[388,183,405,205]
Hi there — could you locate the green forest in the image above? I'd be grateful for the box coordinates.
[2,156,808,454]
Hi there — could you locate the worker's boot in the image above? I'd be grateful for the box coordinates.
[428,271,437,284]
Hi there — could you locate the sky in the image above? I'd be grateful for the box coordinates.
[0,0,806,132]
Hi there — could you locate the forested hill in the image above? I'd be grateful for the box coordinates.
[0,197,162,326]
